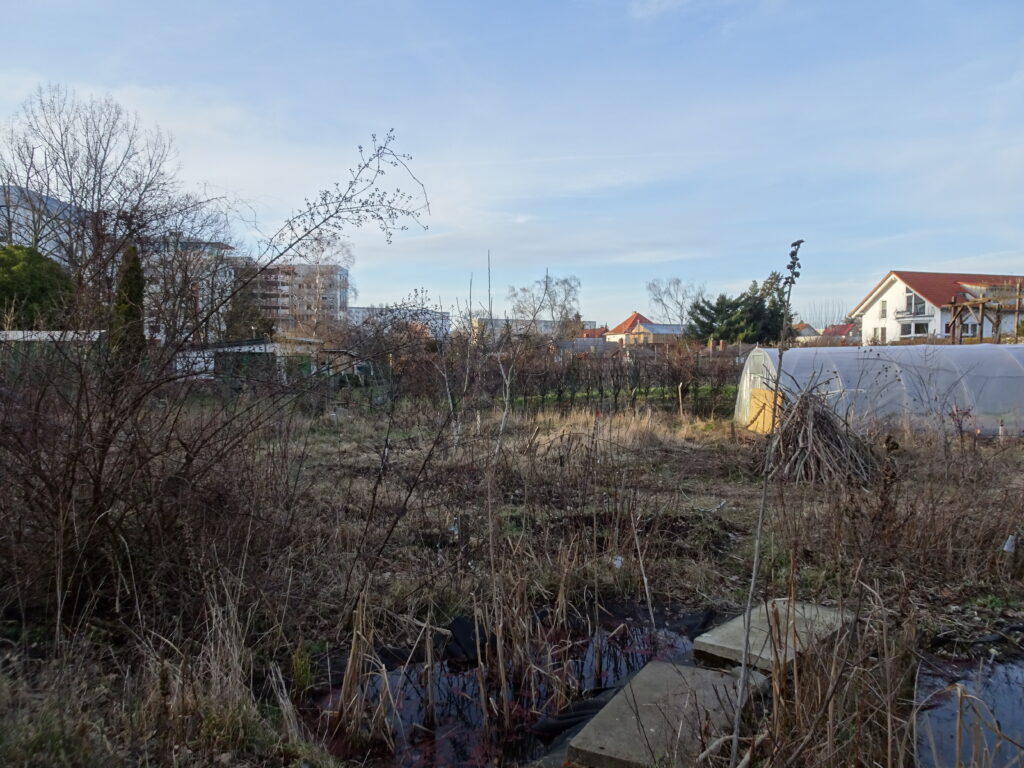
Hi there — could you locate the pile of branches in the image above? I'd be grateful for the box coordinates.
[760,389,885,486]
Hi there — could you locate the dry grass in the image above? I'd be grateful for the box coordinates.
[1,374,1022,766]
[0,588,334,767]
[0,400,759,764]
[724,428,1024,768]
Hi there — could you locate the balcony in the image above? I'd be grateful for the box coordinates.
[894,308,934,320]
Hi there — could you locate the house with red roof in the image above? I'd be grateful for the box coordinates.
[604,311,686,349]
[603,311,652,344]
[819,322,859,344]
[850,271,1024,344]
[790,322,819,344]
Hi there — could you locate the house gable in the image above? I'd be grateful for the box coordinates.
[607,311,652,336]
[850,272,899,318]
[852,270,1024,344]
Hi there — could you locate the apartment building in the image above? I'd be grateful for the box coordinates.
[244,261,349,336]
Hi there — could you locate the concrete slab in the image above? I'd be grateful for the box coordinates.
[567,662,742,768]
[693,598,853,671]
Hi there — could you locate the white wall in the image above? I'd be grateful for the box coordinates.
[857,277,1020,344]
[857,277,936,344]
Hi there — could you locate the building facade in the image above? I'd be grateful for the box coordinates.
[603,311,653,344]
[347,305,451,338]
[851,271,1024,344]
[471,316,597,340]
[790,323,820,344]
[145,236,237,344]
[243,261,349,337]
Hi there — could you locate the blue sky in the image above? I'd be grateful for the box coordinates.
[3,0,1024,327]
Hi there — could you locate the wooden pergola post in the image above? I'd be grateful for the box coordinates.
[1016,282,1022,344]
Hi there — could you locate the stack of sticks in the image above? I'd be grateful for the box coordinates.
[761,390,883,486]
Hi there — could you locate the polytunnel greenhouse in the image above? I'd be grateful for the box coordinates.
[735,344,1024,436]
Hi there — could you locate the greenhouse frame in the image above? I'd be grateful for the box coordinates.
[735,344,1024,436]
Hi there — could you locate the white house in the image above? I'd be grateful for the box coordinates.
[790,323,819,344]
[850,271,1024,344]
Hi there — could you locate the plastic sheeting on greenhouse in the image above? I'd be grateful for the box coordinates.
[734,344,1024,436]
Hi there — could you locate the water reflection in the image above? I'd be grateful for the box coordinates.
[322,625,692,767]
[917,658,1024,768]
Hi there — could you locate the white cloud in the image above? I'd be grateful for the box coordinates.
[5,16,1024,325]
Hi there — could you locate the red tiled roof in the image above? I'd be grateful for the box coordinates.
[852,271,1024,316]
[579,327,608,338]
[608,312,652,335]
[894,271,1023,308]
[821,323,855,337]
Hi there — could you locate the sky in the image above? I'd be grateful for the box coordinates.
[3,0,1024,328]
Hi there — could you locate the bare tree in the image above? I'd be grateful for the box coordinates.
[288,232,354,340]
[2,86,428,350]
[1,85,177,302]
[506,272,581,339]
[798,298,852,331]
[646,277,700,331]
[0,84,244,345]
[0,88,429,646]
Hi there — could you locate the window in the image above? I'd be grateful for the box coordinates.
[879,327,886,343]
[962,322,978,337]
[879,300,887,319]
[901,322,929,337]
[905,287,925,315]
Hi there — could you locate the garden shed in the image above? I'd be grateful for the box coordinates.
[735,344,1024,436]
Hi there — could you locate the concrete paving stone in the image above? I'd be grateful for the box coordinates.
[567,661,742,768]
[693,598,853,671]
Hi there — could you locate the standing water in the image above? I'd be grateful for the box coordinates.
[318,623,692,767]
[916,658,1024,768]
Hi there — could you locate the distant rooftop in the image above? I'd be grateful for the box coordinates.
[607,311,652,335]
[635,323,685,335]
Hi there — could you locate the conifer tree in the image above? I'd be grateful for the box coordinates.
[0,244,72,327]
[109,244,146,369]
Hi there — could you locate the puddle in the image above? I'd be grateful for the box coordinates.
[916,658,1024,768]
[318,619,693,767]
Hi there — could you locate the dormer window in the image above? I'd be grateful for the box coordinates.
[905,287,925,315]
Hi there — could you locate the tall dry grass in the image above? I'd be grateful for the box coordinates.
[3,318,1019,768]
[0,339,753,765]
[719,429,1024,768]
